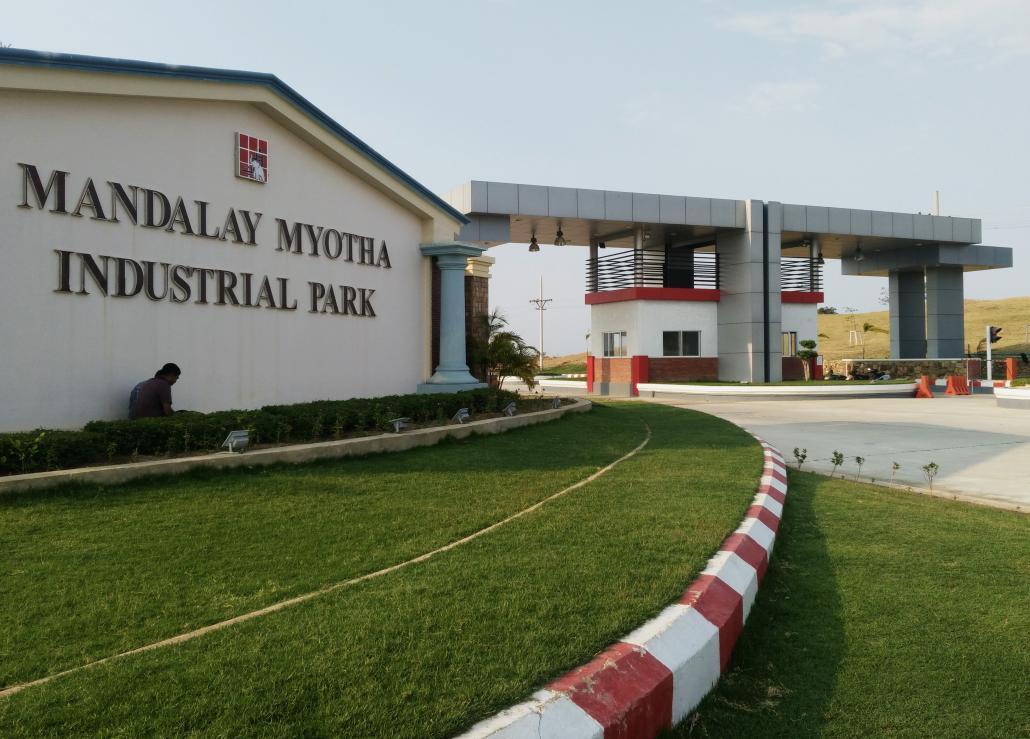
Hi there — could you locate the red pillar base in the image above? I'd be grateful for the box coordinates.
[630,355,649,397]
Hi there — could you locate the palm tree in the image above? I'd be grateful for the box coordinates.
[468,310,538,389]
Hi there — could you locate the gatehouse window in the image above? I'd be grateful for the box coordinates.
[662,331,701,357]
[602,331,627,357]
[782,331,798,356]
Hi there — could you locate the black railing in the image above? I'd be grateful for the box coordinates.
[587,249,719,292]
[780,257,823,292]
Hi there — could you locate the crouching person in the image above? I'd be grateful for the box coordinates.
[129,363,181,419]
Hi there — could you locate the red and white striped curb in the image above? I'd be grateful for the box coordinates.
[457,439,788,739]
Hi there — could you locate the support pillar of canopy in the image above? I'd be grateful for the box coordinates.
[889,270,927,359]
[926,265,965,358]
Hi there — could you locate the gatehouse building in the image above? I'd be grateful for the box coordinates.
[446,180,1013,394]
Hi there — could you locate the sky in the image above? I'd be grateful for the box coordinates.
[6,0,1028,355]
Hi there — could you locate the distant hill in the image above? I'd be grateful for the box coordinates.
[816,296,1030,360]
[542,352,588,373]
[543,352,587,368]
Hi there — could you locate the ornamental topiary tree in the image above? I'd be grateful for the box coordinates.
[797,339,818,381]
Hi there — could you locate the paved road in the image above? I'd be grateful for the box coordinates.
[651,394,1029,510]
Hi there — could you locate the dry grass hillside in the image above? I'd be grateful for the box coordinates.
[543,352,587,369]
[817,296,1030,360]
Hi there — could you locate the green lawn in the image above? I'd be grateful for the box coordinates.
[669,472,1029,739]
[0,402,762,737]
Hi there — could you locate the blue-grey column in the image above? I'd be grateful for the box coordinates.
[716,200,782,382]
[889,270,926,358]
[925,265,965,358]
[418,242,487,393]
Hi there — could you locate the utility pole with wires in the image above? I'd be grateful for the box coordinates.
[528,276,553,370]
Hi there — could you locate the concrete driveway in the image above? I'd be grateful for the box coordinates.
[648,394,1029,511]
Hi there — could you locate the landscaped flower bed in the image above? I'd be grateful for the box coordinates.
[0,389,523,476]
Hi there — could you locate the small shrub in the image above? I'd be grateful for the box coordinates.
[831,451,844,477]
[922,461,940,492]
[12,431,46,473]
[41,430,107,471]
[0,430,106,475]
[793,447,807,469]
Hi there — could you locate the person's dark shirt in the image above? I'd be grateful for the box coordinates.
[131,377,173,419]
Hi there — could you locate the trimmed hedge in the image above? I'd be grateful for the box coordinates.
[0,388,517,476]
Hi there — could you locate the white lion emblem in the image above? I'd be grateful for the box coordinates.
[249,155,266,182]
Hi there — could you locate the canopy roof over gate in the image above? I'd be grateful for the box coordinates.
[444,180,1012,274]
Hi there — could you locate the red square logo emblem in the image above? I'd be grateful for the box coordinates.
[236,132,268,183]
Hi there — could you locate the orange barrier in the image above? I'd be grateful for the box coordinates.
[915,375,935,398]
[945,375,970,395]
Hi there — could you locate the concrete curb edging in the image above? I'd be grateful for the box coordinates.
[537,379,589,390]
[456,438,788,739]
[824,471,1027,514]
[993,387,1030,410]
[0,398,592,495]
[638,382,917,398]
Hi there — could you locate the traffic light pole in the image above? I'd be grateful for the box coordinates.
[986,325,993,381]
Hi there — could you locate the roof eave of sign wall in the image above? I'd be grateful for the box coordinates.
[0,47,469,232]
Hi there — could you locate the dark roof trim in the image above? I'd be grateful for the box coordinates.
[0,48,468,224]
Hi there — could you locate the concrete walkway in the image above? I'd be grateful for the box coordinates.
[652,394,1029,511]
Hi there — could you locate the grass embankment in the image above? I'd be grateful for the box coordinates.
[671,472,1029,739]
[818,296,1030,360]
[0,402,762,737]
[541,353,588,375]
[538,362,587,375]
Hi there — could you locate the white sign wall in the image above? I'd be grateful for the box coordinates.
[1,91,425,431]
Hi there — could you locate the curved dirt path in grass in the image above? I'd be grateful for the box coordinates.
[0,424,651,700]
